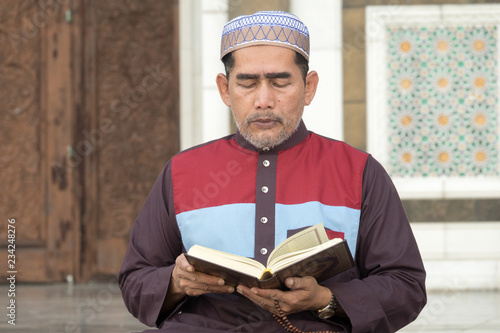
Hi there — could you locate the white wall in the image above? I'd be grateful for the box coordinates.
[412,221,500,290]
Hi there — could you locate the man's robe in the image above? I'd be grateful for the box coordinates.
[119,121,427,332]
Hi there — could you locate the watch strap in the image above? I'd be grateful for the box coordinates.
[314,293,338,319]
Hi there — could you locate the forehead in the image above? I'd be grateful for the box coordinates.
[231,45,298,75]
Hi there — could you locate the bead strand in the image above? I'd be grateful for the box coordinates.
[272,300,340,333]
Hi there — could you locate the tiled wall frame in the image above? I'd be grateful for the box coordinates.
[366,5,500,199]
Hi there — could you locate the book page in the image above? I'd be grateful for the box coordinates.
[267,223,329,266]
[267,238,343,273]
[188,245,266,278]
[270,239,354,288]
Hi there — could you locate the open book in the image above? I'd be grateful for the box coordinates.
[185,223,354,289]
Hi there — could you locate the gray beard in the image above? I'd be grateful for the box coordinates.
[233,112,301,149]
[241,128,290,149]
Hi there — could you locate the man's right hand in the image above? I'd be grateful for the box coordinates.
[170,253,235,297]
[161,254,235,314]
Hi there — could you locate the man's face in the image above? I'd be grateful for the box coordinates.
[217,46,318,148]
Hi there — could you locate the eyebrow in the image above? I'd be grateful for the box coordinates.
[235,72,291,80]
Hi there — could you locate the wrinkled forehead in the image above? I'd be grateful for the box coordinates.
[230,45,300,78]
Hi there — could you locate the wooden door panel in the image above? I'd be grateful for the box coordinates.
[1,1,47,282]
[0,0,75,282]
[0,1,43,247]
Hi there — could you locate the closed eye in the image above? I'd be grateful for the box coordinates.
[273,81,290,88]
[238,81,257,88]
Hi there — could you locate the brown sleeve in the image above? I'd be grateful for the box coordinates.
[118,161,186,327]
[324,155,427,332]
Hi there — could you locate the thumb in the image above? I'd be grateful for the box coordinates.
[177,254,194,272]
[286,276,316,290]
[285,277,298,289]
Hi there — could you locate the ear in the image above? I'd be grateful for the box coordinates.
[216,73,231,107]
[304,70,319,106]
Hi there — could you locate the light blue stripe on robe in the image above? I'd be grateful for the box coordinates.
[177,203,256,257]
[177,202,360,259]
[275,202,360,258]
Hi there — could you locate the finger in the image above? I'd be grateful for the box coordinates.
[174,260,234,295]
[285,276,316,290]
[188,271,227,287]
[256,288,292,314]
[185,272,234,291]
[175,254,195,272]
[236,286,281,314]
[246,284,310,314]
[174,258,222,286]
[185,282,235,296]
[179,275,234,296]
[252,287,283,302]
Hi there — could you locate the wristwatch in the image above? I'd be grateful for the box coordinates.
[315,293,338,319]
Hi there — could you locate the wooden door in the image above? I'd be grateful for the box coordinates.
[0,0,179,282]
[0,0,76,282]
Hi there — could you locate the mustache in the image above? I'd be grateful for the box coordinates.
[245,112,284,124]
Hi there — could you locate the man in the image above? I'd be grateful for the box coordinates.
[119,11,426,332]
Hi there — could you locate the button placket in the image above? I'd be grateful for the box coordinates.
[254,150,278,264]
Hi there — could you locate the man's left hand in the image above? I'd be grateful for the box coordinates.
[236,276,332,315]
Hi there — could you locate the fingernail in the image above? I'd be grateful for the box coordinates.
[251,288,258,295]
[218,279,225,286]
[286,278,293,287]
[186,266,193,273]
[228,286,235,293]
[236,287,242,294]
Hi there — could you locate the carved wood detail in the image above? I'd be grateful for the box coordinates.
[0,0,43,245]
[1,0,77,282]
[93,0,179,275]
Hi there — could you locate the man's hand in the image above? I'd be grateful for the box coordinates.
[170,254,235,297]
[236,276,332,316]
[162,254,235,313]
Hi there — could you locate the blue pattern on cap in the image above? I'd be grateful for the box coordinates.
[220,11,310,60]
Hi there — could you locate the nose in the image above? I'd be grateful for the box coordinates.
[254,83,275,110]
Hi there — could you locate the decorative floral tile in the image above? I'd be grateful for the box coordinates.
[386,25,499,178]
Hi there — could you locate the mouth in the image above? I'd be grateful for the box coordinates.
[247,114,283,129]
[250,118,279,129]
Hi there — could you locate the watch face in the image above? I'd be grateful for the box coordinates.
[318,308,335,319]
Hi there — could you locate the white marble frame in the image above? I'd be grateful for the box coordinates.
[366,4,500,199]
[180,0,230,150]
